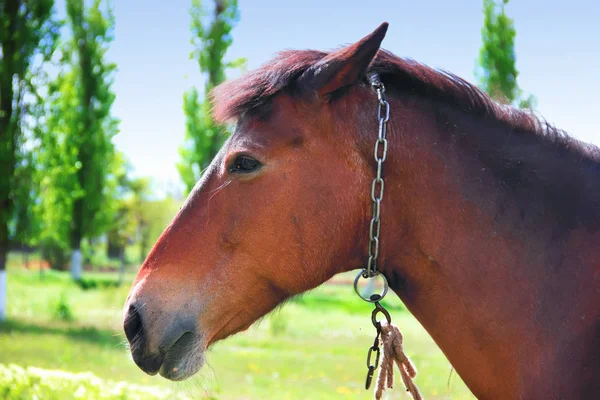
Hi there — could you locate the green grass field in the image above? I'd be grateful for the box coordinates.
[0,259,474,399]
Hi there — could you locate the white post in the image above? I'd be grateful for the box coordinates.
[0,270,6,321]
[71,249,82,280]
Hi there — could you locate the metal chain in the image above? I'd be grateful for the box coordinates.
[365,326,381,389]
[364,301,391,390]
[355,73,394,392]
[364,74,390,279]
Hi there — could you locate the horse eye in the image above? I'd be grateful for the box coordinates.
[229,155,261,173]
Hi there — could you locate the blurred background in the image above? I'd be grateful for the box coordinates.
[0,0,597,398]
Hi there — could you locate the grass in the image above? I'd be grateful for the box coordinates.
[0,262,475,399]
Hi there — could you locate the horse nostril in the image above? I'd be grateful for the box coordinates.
[123,303,165,376]
[124,304,144,345]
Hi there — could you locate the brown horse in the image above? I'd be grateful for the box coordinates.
[124,23,600,399]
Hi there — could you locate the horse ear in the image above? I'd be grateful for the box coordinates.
[298,22,388,98]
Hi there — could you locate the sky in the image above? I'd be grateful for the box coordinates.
[82,0,599,192]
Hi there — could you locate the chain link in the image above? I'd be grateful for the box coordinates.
[364,76,390,279]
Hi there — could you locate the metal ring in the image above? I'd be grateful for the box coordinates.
[353,270,389,303]
[371,302,392,327]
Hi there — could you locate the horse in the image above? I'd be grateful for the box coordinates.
[124,23,600,399]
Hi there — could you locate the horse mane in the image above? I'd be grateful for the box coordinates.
[212,49,600,232]
[212,48,596,160]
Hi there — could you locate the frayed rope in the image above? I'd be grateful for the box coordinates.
[375,322,422,400]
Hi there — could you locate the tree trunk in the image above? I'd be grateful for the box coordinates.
[139,243,146,265]
[0,236,9,322]
[70,248,82,280]
[0,244,7,321]
[139,225,148,265]
[71,195,83,280]
[0,0,19,323]
[70,2,94,281]
[118,246,125,287]
[39,253,45,280]
[22,243,29,269]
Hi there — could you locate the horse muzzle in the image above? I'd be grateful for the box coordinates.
[123,299,206,381]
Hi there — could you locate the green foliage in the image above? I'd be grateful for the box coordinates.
[40,238,70,271]
[32,0,119,271]
[65,0,119,250]
[0,0,59,322]
[476,0,535,108]
[105,155,136,257]
[0,0,60,270]
[105,159,153,263]
[12,151,41,249]
[53,293,75,322]
[177,0,245,193]
[128,178,154,263]
[34,68,79,269]
[81,239,107,267]
[75,276,120,291]
[0,364,192,400]
[477,0,517,102]
[135,196,182,262]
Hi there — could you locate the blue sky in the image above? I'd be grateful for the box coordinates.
[91,0,598,191]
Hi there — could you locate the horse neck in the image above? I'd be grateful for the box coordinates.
[374,96,600,398]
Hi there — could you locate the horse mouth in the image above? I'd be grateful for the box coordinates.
[158,332,206,381]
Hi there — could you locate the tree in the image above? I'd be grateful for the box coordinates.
[177,0,244,193]
[138,195,182,255]
[0,0,59,320]
[13,149,41,268]
[64,0,118,280]
[33,0,118,277]
[104,155,153,283]
[104,154,135,285]
[476,0,535,108]
[128,177,153,264]
[35,65,80,271]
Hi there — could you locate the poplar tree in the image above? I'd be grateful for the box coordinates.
[36,0,118,279]
[177,0,244,193]
[0,0,59,320]
[476,0,535,108]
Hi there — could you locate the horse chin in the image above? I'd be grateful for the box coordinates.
[158,332,206,381]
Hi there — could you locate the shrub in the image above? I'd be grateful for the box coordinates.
[40,238,69,271]
[76,276,121,291]
[53,293,75,322]
[0,364,195,400]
